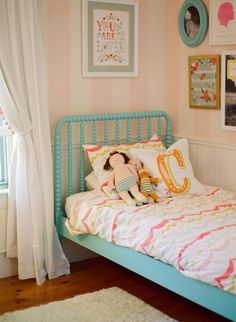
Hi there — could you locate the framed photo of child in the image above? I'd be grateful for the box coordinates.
[178,0,208,47]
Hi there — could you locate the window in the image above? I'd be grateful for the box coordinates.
[0,108,12,189]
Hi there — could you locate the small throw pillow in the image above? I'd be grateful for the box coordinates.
[131,138,206,197]
[84,135,166,190]
[85,171,100,191]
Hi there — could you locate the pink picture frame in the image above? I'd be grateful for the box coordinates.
[209,0,236,45]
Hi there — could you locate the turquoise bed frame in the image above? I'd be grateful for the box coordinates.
[54,111,236,321]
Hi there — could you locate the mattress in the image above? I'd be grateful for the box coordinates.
[65,186,236,294]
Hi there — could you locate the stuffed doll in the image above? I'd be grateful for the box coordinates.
[103,151,148,206]
[128,157,143,173]
[128,158,145,206]
[138,168,160,203]
[129,158,160,203]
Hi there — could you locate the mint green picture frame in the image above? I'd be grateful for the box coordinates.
[82,0,138,77]
[179,0,208,47]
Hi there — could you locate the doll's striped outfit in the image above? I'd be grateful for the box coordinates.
[115,176,136,193]
[140,177,155,193]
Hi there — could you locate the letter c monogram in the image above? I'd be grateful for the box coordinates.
[157,150,190,194]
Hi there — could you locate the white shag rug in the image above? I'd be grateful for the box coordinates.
[0,287,178,322]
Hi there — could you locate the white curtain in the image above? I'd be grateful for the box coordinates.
[0,0,70,284]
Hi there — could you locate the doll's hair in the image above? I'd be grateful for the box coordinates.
[103,151,130,171]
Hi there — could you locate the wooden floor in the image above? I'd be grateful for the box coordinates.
[0,257,230,321]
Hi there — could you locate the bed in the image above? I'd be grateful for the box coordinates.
[54,111,236,321]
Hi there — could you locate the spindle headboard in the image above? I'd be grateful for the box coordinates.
[54,111,172,228]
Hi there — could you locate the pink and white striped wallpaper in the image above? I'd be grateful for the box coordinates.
[38,0,236,144]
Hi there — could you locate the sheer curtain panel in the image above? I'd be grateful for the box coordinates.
[0,0,70,284]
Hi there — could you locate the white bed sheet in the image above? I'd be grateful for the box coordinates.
[65,186,236,295]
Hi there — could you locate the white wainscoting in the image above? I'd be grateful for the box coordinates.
[174,135,236,193]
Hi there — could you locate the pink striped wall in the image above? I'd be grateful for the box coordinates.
[38,0,236,144]
[48,0,70,130]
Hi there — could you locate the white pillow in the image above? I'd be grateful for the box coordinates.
[131,138,206,197]
[85,171,119,199]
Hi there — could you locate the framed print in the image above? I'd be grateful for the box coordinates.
[178,0,208,47]
[82,0,138,77]
[189,55,220,109]
[221,51,236,130]
[209,0,236,45]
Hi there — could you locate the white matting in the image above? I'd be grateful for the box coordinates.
[0,287,178,322]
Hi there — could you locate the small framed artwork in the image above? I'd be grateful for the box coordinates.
[209,0,236,45]
[221,51,236,130]
[82,0,138,77]
[189,55,220,109]
[178,0,208,47]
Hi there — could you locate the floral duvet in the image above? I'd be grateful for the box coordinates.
[65,186,236,294]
